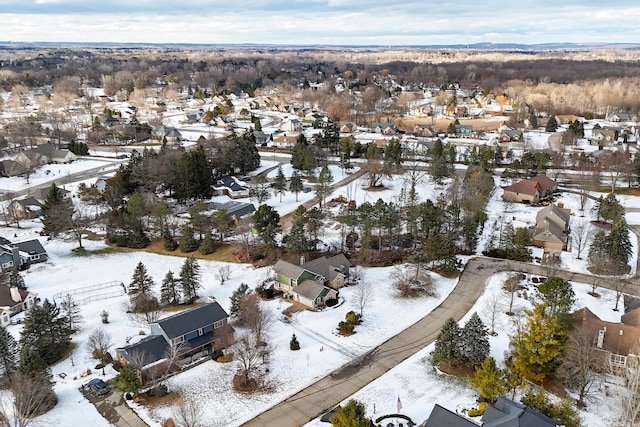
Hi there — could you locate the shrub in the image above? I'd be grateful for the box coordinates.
[468,402,486,417]
[345,311,361,325]
[211,349,224,361]
[338,321,355,335]
[290,333,300,351]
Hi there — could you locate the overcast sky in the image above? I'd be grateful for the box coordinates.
[1,0,639,45]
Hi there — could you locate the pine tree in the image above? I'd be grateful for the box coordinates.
[510,304,568,382]
[20,299,72,365]
[0,325,18,379]
[290,170,304,202]
[545,115,558,132]
[431,318,463,367]
[41,183,72,236]
[252,204,281,248]
[198,230,215,255]
[17,345,47,378]
[470,357,508,403]
[8,269,26,290]
[528,113,538,128]
[180,257,201,303]
[315,165,333,207]
[179,224,199,253]
[162,225,178,251]
[538,276,576,318]
[273,167,287,202]
[229,283,249,318]
[210,210,234,242]
[113,363,142,393]
[128,261,155,300]
[461,312,490,367]
[160,270,180,306]
[285,220,309,254]
[609,218,632,272]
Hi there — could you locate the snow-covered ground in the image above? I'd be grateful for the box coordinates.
[0,152,638,426]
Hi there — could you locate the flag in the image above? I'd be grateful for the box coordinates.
[397,395,402,412]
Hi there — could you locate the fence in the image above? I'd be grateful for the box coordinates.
[53,281,125,301]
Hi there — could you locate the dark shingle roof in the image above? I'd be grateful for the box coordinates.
[425,404,478,426]
[14,239,47,256]
[118,335,169,365]
[155,302,229,340]
[273,259,306,281]
[209,201,255,218]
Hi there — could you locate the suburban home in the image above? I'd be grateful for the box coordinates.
[425,396,559,426]
[253,130,270,146]
[575,306,640,374]
[208,201,256,222]
[0,238,48,272]
[272,134,300,149]
[115,301,235,368]
[273,254,351,308]
[454,124,474,137]
[214,176,249,199]
[7,196,43,220]
[531,203,571,253]
[0,286,38,327]
[32,143,78,164]
[607,112,637,122]
[591,128,618,146]
[15,151,48,170]
[280,118,303,132]
[30,185,72,204]
[413,124,436,137]
[0,160,26,177]
[340,122,356,134]
[499,129,524,142]
[502,174,558,204]
[371,122,397,135]
[152,125,182,144]
[94,177,109,194]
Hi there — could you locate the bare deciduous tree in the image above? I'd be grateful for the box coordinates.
[351,279,373,318]
[503,274,522,316]
[215,265,231,286]
[617,340,640,426]
[7,373,56,427]
[572,221,593,260]
[233,333,265,390]
[558,325,606,408]
[173,396,203,427]
[86,328,113,371]
[480,292,502,336]
[239,294,274,344]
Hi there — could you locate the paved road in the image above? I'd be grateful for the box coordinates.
[242,257,496,427]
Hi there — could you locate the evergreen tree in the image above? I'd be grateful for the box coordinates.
[174,144,213,201]
[609,218,632,271]
[198,230,215,255]
[384,138,403,169]
[113,363,142,393]
[20,299,72,365]
[160,270,180,306]
[180,257,201,303]
[290,170,304,202]
[162,225,178,251]
[252,204,281,248]
[461,312,490,367]
[179,224,199,253]
[289,333,300,351]
[470,357,508,403]
[528,113,538,128]
[510,304,567,382]
[229,283,249,318]
[285,220,309,254]
[315,165,333,207]
[431,318,463,367]
[273,167,287,202]
[0,325,18,379]
[8,270,26,290]
[17,345,47,378]
[330,399,373,427]
[41,183,72,236]
[128,262,155,300]
[545,115,558,132]
[538,276,576,319]
[210,210,234,242]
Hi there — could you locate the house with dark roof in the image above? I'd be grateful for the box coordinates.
[208,201,255,222]
[531,203,571,253]
[591,128,618,146]
[425,396,559,426]
[0,238,48,272]
[29,185,72,204]
[502,174,558,204]
[7,197,43,220]
[273,254,351,308]
[0,286,38,327]
[371,122,397,135]
[116,301,234,368]
[215,176,250,199]
[500,129,524,142]
[0,160,26,177]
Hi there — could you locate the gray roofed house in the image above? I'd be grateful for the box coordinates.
[425,404,478,426]
[293,280,337,308]
[0,160,26,177]
[8,196,43,219]
[208,201,256,221]
[0,285,38,327]
[0,238,48,272]
[30,185,72,204]
[116,301,234,368]
[216,176,250,199]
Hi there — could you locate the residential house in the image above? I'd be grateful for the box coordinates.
[0,238,48,272]
[556,114,583,125]
[339,122,356,134]
[607,112,637,122]
[253,130,270,146]
[371,122,397,135]
[15,151,47,170]
[413,124,436,137]
[94,177,109,195]
[591,128,618,146]
[0,160,26,177]
[280,118,303,132]
[273,254,351,308]
[215,176,250,199]
[0,286,38,327]
[425,396,559,426]
[531,203,571,253]
[208,201,256,222]
[30,185,72,204]
[32,143,77,164]
[454,124,474,137]
[116,301,235,368]
[272,134,300,149]
[502,174,558,204]
[152,125,183,144]
[499,129,524,142]
[7,197,43,220]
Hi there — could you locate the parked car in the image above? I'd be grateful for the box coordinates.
[88,378,110,396]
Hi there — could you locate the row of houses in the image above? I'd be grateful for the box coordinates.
[0,143,78,178]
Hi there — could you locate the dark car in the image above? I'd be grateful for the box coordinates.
[88,378,110,396]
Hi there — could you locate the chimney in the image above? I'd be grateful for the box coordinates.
[300,256,305,266]
[9,287,21,303]
[207,296,217,303]
[597,329,605,348]
[558,202,564,209]
[10,246,20,269]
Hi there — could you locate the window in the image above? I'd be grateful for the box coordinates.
[611,354,627,366]
[198,328,203,336]
[214,320,224,329]
[1,261,13,269]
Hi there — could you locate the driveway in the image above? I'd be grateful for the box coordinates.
[82,386,148,427]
